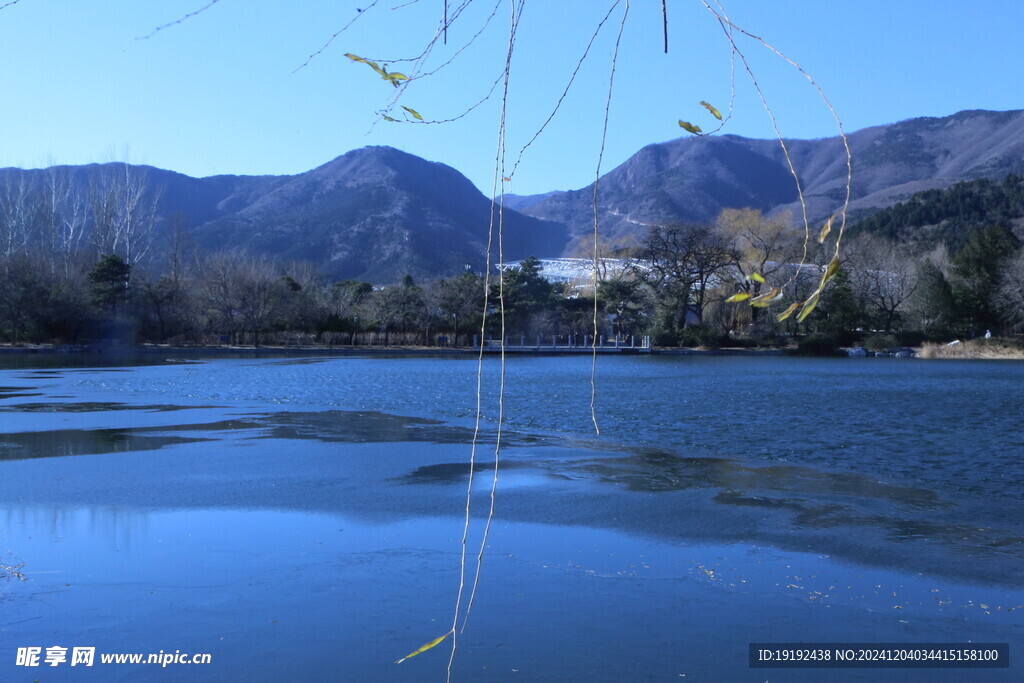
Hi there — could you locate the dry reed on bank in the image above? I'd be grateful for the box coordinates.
[919,338,1024,359]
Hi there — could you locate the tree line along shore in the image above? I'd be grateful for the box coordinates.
[2,174,1023,357]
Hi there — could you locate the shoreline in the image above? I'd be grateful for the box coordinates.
[0,343,787,358]
[1,341,1021,360]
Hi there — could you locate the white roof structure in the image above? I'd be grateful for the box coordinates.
[498,257,828,294]
[497,258,631,290]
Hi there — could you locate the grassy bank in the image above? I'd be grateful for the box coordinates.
[919,337,1024,359]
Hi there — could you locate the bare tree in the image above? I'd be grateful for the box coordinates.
[38,165,87,276]
[715,208,791,291]
[633,223,736,333]
[232,255,288,346]
[89,162,161,266]
[996,251,1024,333]
[847,235,919,332]
[198,251,290,346]
[198,251,243,343]
[714,208,797,332]
[0,171,33,260]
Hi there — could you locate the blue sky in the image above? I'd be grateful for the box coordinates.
[1,0,1022,195]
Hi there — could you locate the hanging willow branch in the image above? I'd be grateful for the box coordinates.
[447,8,522,682]
[696,0,853,321]
[321,0,854,674]
[590,0,629,437]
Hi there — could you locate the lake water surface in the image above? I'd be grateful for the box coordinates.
[0,353,1020,681]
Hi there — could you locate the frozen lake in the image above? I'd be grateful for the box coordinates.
[0,353,1020,681]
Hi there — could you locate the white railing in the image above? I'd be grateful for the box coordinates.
[472,334,651,350]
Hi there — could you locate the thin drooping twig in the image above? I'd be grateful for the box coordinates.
[137,0,222,40]
[293,0,384,72]
[443,9,503,668]
[448,6,522,679]
[366,0,476,68]
[698,4,810,289]
[402,0,502,80]
[507,0,621,180]
[589,0,628,437]
[366,0,496,127]
[398,0,474,75]
[372,0,502,121]
[388,70,503,126]
[445,105,501,683]
[716,0,738,128]
[0,1,23,12]
[354,1,502,132]
[694,0,737,137]
[701,0,853,287]
[446,134,498,683]
[459,0,524,640]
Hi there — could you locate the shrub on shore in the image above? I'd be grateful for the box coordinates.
[794,333,843,356]
[864,334,900,352]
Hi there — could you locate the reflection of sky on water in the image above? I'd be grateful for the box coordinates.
[2,505,1021,682]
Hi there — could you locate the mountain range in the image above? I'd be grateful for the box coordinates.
[2,108,1022,283]
[182,147,569,283]
[517,108,1024,253]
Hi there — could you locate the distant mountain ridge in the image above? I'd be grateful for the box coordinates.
[502,191,565,212]
[1,148,569,283]
[188,147,569,282]
[2,108,1022,280]
[519,108,1024,252]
